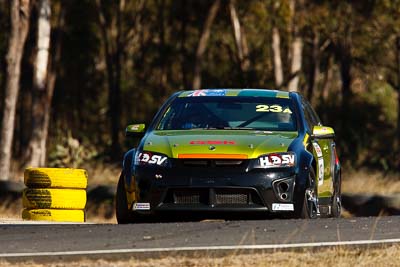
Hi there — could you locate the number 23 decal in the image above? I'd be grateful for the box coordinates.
[256,105,292,114]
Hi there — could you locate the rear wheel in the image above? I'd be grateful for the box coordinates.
[116,173,132,224]
[299,167,318,219]
[331,172,342,217]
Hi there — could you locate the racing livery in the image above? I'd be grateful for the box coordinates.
[116,89,341,223]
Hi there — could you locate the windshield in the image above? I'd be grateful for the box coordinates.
[157,96,297,131]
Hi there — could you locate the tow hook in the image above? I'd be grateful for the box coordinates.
[306,189,320,215]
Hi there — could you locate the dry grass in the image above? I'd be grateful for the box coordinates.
[7,161,121,185]
[1,245,400,267]
[82,162,121,186]
[342,169,400,195]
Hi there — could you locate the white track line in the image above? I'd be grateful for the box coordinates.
[1,238,400,257]
[0,221,91,225]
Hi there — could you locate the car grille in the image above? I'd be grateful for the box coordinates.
[215,192,248,204]
[167,188,261,206]
[180,159,244,167]
[174,191,201,204]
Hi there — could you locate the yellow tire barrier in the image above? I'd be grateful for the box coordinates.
[24,167,88,189]
[22,209,85,222]
[23,188,86,209]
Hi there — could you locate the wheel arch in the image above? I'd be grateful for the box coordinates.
[289,136,315,212]
[296,149,314,189]
[122,148,136,192]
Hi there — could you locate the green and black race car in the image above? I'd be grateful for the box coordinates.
[116,89,341,223]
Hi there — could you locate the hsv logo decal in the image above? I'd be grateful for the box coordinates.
[259,153,295,167]
[189,140,236,145]
[138,152,167,165]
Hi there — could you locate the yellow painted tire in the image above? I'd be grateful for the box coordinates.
[24,168,88,189]
[23,188,87,209]
[22,209,85,222]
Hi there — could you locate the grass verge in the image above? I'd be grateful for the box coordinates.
[1,245,400,267]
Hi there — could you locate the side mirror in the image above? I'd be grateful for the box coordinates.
[126,124,146,137]
[312,126,335,139]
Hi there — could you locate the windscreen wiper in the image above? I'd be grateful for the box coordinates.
[222,127,253,130]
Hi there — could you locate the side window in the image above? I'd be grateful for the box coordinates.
[301,99,314,132]
[302,97,323,130]
[306,102,321,126]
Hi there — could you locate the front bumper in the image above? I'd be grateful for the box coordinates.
[130,159,298,214]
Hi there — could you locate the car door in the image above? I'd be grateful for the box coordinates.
[301,98,334,200]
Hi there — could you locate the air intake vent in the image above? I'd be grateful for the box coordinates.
[182,160,208,167]
[215,192,249,204]
[214,160,243,166]
[173,190,210,204]
[181,160,244,167]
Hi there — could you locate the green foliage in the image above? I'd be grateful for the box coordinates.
[319,79,397,170]
[363,81,397,126]
[0,0,399,172]
[48,131,98,168]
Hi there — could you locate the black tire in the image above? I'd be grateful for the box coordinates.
[331,172,342,218]
[299,167,318,219]
[116,173,132,224]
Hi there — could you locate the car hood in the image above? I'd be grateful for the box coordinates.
[142,130,298,159]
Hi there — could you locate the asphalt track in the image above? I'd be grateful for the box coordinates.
[0,216,400,259]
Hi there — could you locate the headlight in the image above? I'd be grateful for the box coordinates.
[135,151,170,167]
[256,152,296,168]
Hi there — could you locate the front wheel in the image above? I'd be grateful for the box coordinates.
[116,173,132,224]
[299,167,318,219]
[331,172,342,218]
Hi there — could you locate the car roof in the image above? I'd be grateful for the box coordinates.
[178,89,291,99]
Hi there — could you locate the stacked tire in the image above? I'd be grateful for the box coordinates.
[22,168,88,222]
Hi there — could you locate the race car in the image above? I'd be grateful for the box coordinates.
[116,89,341,223]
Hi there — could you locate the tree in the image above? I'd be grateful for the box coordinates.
[95,0,144,157]
[25,0,52,167]
[272,26,283,88]
[287,0,303,92]
[270,1,283,88]
[0,0,30,180]
[192,0,221,90]
[397,36,400,167]
[306,29,320,104]
[269,0,304,91]
[228,0,250,80]
[95,0,125,157]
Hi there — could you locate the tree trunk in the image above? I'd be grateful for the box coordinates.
[335,25,353,152]
[338,38,352,107]
[179,0,188,89]
[96,0,123,157]
[228,0,250,76]
[156,0,168,98]
[287,0,302,92]
[192,0,220,90]
[321,55,333,104]
[396,36,400,168]
[271,26,283,88]
[287,36,302,92]
[111,0,123,157]
[26,0,51,167]
[307,30,320,104]
[0,0,30,180]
